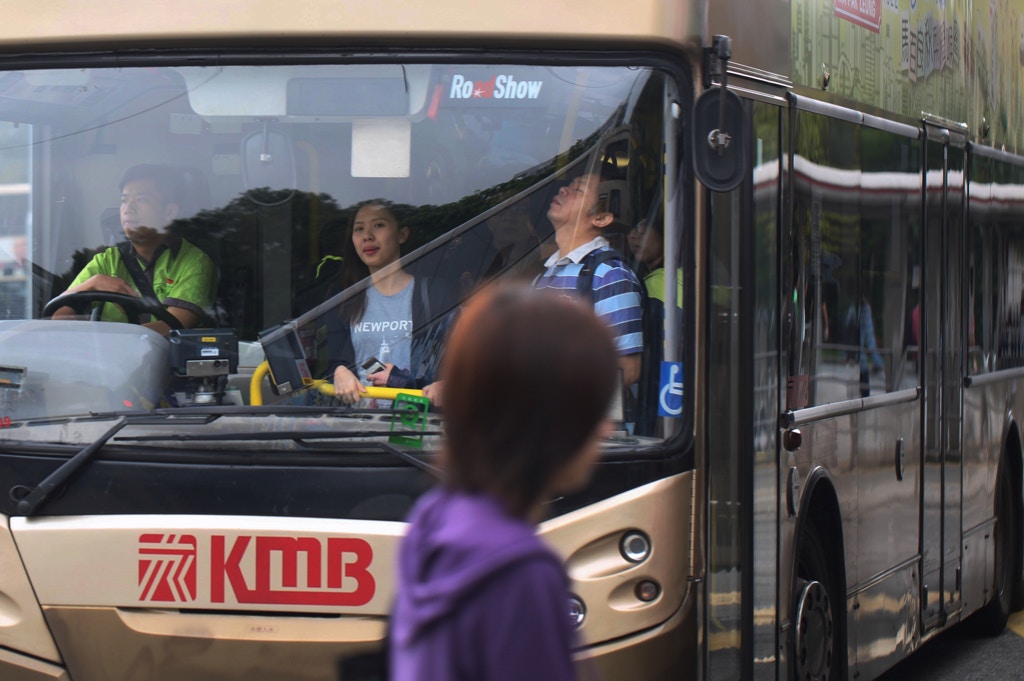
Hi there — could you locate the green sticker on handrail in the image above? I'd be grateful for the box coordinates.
[389,393,430,447]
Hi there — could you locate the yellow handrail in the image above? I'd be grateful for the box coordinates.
[314,381,425,401]
[249,360,424,406]
[250,361,271,406]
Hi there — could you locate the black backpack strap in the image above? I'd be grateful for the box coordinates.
[575,247,662,435]
[575,248,630,304]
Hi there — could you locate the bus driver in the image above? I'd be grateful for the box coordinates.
[51,164,217,335]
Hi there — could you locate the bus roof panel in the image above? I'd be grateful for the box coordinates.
[0,0,700,52]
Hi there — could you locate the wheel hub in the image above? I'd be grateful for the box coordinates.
[794,579,834,681]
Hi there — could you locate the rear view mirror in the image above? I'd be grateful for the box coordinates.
[241,123,297,204]
[692,86,747,192]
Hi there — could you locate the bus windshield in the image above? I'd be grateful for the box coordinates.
[0,60,684,443]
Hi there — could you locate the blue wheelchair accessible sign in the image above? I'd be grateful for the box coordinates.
[658,361,683,417]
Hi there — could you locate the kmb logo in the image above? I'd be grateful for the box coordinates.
[138,533,376,607]
[139,534,197,602]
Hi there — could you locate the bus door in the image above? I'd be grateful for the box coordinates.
[920,122,966,630]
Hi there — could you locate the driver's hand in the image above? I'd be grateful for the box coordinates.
[333,365,364,405]
[66,274,139,297]
[51,275,140,320]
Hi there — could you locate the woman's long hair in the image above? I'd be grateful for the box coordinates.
[337,199,409,325]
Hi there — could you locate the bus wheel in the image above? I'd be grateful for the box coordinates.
[976,462,1016,635]
[794,527,841,681]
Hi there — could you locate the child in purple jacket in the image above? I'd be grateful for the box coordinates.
[390,284,618,681]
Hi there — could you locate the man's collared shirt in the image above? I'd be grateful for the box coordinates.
[535,236,643,356]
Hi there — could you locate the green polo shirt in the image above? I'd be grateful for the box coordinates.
[69,238,216,324]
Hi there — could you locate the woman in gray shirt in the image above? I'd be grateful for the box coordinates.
[329,200,454,405]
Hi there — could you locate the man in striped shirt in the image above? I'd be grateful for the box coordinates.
[534,172,644,386]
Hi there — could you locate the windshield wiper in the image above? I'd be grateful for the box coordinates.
[10,409,442,516]
[10,412,220,517]
[118,428,444,478]
[13,416,128,516]
[384,442,443,478]
[117,422,441,442]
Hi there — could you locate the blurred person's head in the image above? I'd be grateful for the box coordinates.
[627,217,664,271]
[441,284,618,518]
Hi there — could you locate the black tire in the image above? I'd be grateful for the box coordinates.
[793,525,845,681]
[1014,566,1024,613]
[975,461,1016,635]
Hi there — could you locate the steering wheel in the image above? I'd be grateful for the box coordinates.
[43,291,183,330]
